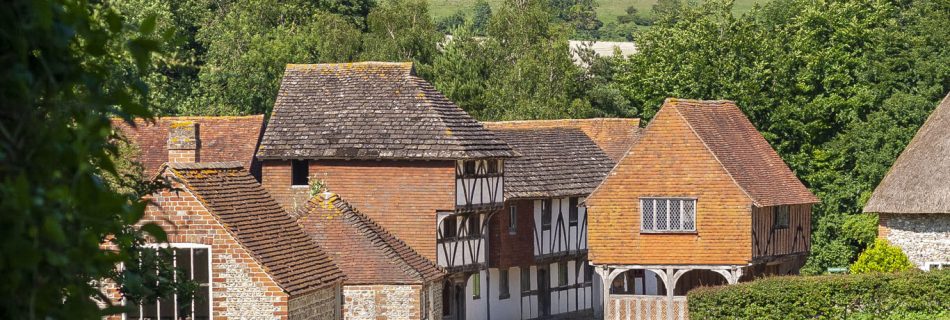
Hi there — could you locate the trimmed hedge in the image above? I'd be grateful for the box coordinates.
[687,269,950,319]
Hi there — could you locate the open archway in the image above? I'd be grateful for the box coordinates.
[672,269,728,295]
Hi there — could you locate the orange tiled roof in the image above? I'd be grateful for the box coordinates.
[297,194,444,285]
[664,99,818,206]
[112,116,265,176]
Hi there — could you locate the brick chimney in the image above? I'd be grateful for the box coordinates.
[168,121,199,163]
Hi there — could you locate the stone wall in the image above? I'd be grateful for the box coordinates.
[880,213,950,269]
[343,283,443,320]
[289,283,343,320]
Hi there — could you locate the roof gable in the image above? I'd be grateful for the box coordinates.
[670,99,818,206]
[588,99,817,207]
[865,93,950,214]
[257,62,514,160]
[113,116,265,176]
[297,194,444,284]
[483,118,641,162]
[489,127,615,199]
[161,162,344,295]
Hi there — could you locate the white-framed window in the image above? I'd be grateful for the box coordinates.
[640,198,696,233]
[508,206,517,234]
[126,243,212,320]
[926,262,950,271]
[773,206,790,229]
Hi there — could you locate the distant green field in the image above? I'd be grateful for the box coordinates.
[429,0,766,23]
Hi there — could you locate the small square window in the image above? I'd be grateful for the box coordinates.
[558,261,568,286]
[467,215,480,238]
[463,161,477,175]
[774,206,789,229]
[569,197,579,226]
[541,199,552,231]
[442,216,457,240]
[487,160,499,174]
[291,160,309,186]
[499,269,510,299]
[508,206,517,234]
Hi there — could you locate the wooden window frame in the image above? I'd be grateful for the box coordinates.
[568,197,579,227]
[471,273,481,300]
[521,267,531,293]
[508,206,517,235]
[773,206,790,230]
[442,216,457,240]
[290,160,309,187]
[558,261,568,287]
[125,243,212,320]
[639,197,697,233]
[541,199,552,231]
[467,215,480,239]
[499,268,510,299]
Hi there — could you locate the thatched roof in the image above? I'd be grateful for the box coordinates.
[864,93,950,214]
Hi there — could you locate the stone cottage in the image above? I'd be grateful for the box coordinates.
[864,92,950,270]
[297,194,445,319]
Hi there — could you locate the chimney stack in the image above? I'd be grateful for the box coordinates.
[168,121,199,163]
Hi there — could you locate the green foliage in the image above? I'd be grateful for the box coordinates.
[198,1,363,115]
[850,239,914,274]
[362,0,441,64]
[688,270,950,319]
[471,0,493,35]
[616,0,950,274]
[430,0,601,120]
[436,10,468,33]
[1,0,191,317]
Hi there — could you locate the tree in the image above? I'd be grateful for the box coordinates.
[1,0,188,317]
[361,0,441,65]
[471,0,492,35]
[850,239,914,274]
[614,0,950,273]
[429,0,599,120]
[198,1,363,115]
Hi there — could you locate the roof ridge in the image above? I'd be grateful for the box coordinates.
[165,161,244,170]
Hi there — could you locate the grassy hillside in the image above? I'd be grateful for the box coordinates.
[429,0,765,23]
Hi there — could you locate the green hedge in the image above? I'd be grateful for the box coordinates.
[687,269,950,319]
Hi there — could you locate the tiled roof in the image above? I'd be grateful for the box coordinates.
[296,194,444,285]
[490,128,615,199]
[112,116,265,176]
[482,118,641,162]
[865,92,950,214]
[163,162,345,295]
[666,99,819,206]
[257,62,515,160]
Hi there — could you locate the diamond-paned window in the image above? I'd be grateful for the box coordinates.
[640,198,696,232]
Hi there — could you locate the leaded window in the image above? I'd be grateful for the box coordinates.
[640,198,696,232]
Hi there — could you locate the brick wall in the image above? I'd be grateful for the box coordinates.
[262,159,455,262]
[139,180,290,318]
[289,283,343,320]
[489,200,536,268]
[879,213,950,269]
[586,106,754,265]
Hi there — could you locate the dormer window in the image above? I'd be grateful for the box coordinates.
[291,160,309,186]
[640,198,696,233]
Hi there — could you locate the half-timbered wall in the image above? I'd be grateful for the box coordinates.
[510,259,599,319]
[752,204,812,259]
[437,212,487,270]
[534,197,589,258]
[456,159,505,209]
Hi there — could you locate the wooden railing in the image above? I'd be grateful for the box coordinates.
[606,294,688,320]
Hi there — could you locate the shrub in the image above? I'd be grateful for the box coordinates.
[688,269,950,319]
[850,238,914,274]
